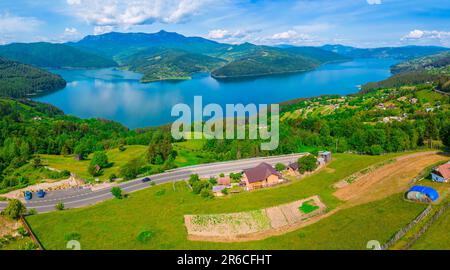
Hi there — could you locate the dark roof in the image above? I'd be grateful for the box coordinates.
[244,162,280,183]
[408,185,439,201]
[288,162,299,170]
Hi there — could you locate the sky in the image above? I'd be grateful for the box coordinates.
[0,0,449,48]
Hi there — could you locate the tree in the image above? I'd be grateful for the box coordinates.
[111,187,123,199]
[1,199,26,220]
[208,177,217,185]
[119,158,142,180]
[188,174,200,187]
[298,155,318,174]
[32,156,42,168]
[90,151,110,168]
[275,163,286,171]
[55,202,65,211]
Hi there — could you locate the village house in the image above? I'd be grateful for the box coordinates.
[431,162,450,183]
[287,162,299,176]
[217,176,231,186]
[318,151,332,163]
[242,162,282,190]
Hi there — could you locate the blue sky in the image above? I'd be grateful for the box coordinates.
[0,0,449,47]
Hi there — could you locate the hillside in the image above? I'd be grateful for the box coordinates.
[281,46,351,63]
[211,47,320,79]
[71,30,229,59]
[0,57,66,98]
[0,42,117,68]
[121,48,227,82]
[321,45,449,60]
[391,51,450,74]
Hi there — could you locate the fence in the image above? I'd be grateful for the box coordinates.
[402,202,450,250]
[381,205,432,250]
[19,215,43,250]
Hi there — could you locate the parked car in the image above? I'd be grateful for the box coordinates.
[142,177,152,183]
[37,189,46,198]
[24,191,32,201]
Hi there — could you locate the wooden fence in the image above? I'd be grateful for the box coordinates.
[19,215,43,250]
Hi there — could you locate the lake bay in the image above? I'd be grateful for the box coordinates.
[34,58,397,129]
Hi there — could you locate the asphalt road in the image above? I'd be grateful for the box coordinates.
[0,153,305,213]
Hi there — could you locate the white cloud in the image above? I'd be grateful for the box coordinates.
[402,29,450,40]
[0,12,42,34]
[367,0,382,5]
[66,0,210,33]
[206,28,261,44]
[401,29,450,46]
[94,25,115,35]
[267,30,315,45]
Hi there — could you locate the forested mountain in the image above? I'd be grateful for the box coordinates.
[321,44,449,60]
[391,51,450,74]
[71,31,350,81]
[211,47,320,79]
[121,48,227,82]
[71,30,229,59]
[0,42,117,68]
[0,57,66,98]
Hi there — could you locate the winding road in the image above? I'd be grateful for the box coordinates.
[0,153,305,213]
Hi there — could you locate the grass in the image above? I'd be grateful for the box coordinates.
[299,200,320,214]
[41,145,148,181]
[415,89,443,104]
[410,205,450,250]
[25,152,422,250]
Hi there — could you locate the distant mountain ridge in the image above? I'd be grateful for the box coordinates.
[0,42,117,69]
[321,44,449,60]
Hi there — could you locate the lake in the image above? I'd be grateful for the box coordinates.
[34,58,397,129]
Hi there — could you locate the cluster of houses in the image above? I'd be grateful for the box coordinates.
[212,151,332,196]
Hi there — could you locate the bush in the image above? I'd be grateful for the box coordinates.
[221,188,229,195]
[109,173,117,182]
[55,202,65,211]
[27,208,38,216]
[369,145,383,155]
[208,177,217,185]
[111,187,123,199]
[64,232,81,241]
[1,199,26,219]
[230,172,243,182]
[17,227,29,237]
[136,230,155,243]
[188,174,200,186]
[119,158,142,180]
[298,155,318,174]
[275,163,286,171]
[200,188,214,199]
[192,180,211,194]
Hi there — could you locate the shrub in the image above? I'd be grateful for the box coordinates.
[230,172,243,182]
[27,208,37,215]
[119,158,142,180]
[17,227,29,237]
[109,173,117,182]
[275,163,286,171]
[55,202,65,211]
[1,199,26,219]
[298,155,318,174]
[200,189,214,199]
[136,230,155,244]
[64,232,81,241]
[188,174,200,186]
[208,176,217,185]
[192,181,211,194]
[111,187,123,199]
[221,188,229,195]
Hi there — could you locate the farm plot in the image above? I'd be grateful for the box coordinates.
[185,195,326,242]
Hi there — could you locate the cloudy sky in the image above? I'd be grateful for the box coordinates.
[0,0,449,47]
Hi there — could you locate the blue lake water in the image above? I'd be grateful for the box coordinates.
[34,58,397,129]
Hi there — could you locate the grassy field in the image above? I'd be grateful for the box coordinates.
[41,145,148,181]
[40,141,209,182]
[410,206,450,250]
[25,152,428,250]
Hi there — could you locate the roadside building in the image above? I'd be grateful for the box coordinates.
[242,162,282,190]
[318,151,332,163]
[287,162,299,176]
[431,162,450,183]
[406,186,439,203]
[217,176,231,186]
[212,185,227,196]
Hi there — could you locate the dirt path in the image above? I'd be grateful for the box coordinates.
[334,151,449,208]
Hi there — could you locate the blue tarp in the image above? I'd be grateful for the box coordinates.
[408,185,439,201]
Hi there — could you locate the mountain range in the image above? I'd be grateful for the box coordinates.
[0,30,449,92]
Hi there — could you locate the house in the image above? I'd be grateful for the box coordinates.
[431,162,450,183]
[217,176,231,186]
[287,162,299,176]
[406,186,439,202]
[425,107,434,113]
[212,185,227,196]
[242,162,282,190]
[318,151,332,163]
[410,98,418,104]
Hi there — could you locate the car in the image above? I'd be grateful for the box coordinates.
[142,177,152,183]
[37,189,46,198]
[24,191,32,201]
